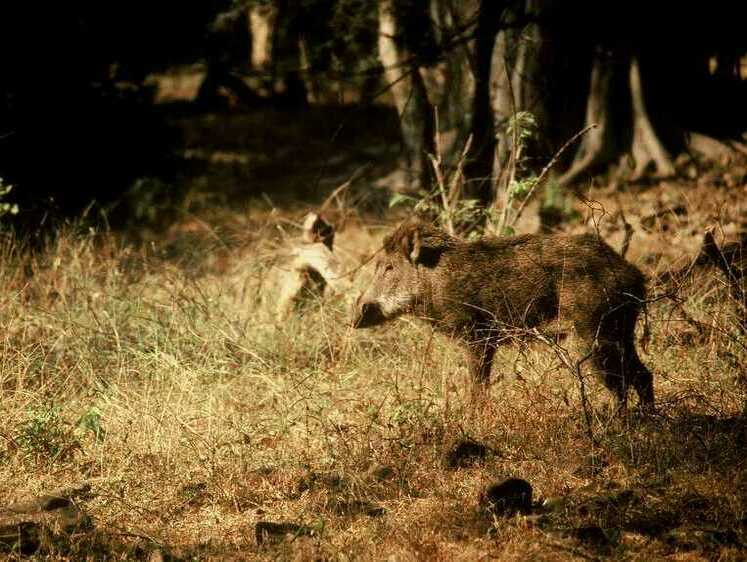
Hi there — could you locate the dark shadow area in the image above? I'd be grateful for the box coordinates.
[0,0,746,240]
[161,102,402,207]
[0,1,231,235]
[613,411,747,477]
[534,410,747,556]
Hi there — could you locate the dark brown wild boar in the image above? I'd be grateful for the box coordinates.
[352,221,653,408]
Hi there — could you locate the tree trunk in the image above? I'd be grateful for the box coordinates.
[556,50,618,186]
[378,0,435,191]
[197,6,258,108]
[490,1,553,202]
[558,51,676,187]
[628,57,675,179]
[244,0,309,105]
[270,1,308,106]
[464,0,505,205]
[249,4,275,70]
[420,0,477,160]
[248,2,277,97]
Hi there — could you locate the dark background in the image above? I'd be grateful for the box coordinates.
[0,1,745,234]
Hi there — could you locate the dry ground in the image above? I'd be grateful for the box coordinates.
[0,174,745,560]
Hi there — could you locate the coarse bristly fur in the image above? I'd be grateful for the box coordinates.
[355,221,653,408]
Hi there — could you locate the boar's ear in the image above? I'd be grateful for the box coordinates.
[407,226,445,268]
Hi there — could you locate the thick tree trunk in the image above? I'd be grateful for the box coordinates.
[490,29,515,189]
[464,0,504,205]
[244,0,308,105]
[249,4,275,70]
[628,57,675,179]
[198,7,258,108]
[558,52,676,187]
[557,50,617,186]
[248,2,277,97]
[490,2,553,201]
[269,1,308,106]
[378,0,435,191]
[420,0,477,159]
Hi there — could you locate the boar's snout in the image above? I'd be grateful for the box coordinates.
[352,298,385,329]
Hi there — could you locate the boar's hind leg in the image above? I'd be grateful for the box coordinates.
[624,339,654,407]
[589,341,654,410]
[588,341,631,408]
[468,337,497,386]
[577,307,654,409]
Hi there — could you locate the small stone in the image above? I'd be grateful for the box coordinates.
[569,526,620,548]
[479,478,533,516]
[445,439,489,468]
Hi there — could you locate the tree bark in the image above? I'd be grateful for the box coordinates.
[420,0,477,159]
[464,0,504,205]
[244,0,308,105]
[248,2,277,97]
[556,50,617,186]
[249,4,276,70]
[490,1,553,201]
[628,56,675,179]
[558,52,676,187]
[198,7,258,107]
[378,0,435,191]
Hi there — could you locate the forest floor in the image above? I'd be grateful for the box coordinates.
[0,106,746,560]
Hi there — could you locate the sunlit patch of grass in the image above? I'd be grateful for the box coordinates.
[0,191,745,559]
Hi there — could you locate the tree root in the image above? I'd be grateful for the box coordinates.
[557,55,615,187]
[628,58,675,180]
[687,132,747,161]
[559,54,677,187]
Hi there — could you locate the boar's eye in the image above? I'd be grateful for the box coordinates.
[384,264,394,273]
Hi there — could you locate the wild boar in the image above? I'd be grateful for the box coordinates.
[352,221,653,408]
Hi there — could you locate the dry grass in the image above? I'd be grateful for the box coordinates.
[0,183,745,561]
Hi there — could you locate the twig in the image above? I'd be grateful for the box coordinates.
[319,164,370,214]
[510,124,598,227]
[615,194,634,259]
[530,329,596,444]
[449,134,473,210]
